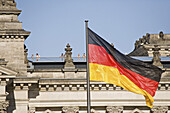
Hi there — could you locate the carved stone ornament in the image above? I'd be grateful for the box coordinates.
[0,0,16,8]
[152,45,163,67]
[106,106,123,113]
[0,101,9,112]
[28,107,35,113]
[62,106,79,113]
[64,43,75,68]
[151,106,168,113]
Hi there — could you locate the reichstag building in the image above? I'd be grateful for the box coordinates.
[0,0,170,113]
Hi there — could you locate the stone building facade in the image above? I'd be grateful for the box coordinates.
[0,0,170,113]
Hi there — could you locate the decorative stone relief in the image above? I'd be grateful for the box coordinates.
[62,106,79,113]
[0,101,9,112]
[151,106,168,113]
[134,33,150,49]
[0,0,16,8]
[28,107,35,113]
[106,106,123,113]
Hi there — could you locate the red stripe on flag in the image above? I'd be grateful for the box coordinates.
[89,44,159,96]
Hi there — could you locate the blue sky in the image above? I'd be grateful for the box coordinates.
[15,0,170,57]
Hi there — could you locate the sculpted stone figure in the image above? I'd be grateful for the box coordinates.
[146,33,150,44]
[159,31,164,39]
[139,38,143,45]
[135,40,139,49]
[142,36,147,44]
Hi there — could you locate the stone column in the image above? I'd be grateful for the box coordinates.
[13,83,28,113]
[151,106,168,113]
[62,106,79,113]
[106,106,123,113]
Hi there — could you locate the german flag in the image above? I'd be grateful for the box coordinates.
[88,28,163,108]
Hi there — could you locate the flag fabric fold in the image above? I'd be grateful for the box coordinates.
[88,28,163,108]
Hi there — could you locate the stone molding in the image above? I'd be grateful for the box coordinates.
[0,65,17,76]
[151,106,168,113]
[38,82,170,92]
[13,83,35,90]
[62,106,79,113]
[0,78,9,86]
[106,106,123,113]
[0,35,25,39]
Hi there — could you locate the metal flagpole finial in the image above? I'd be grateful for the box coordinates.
[85,20,89,23]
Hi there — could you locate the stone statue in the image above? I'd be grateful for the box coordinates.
[139,38,143,45]
[159,31,164,39]
[146,33,150,44]
[135,40,139,49]
[142,36,147,44]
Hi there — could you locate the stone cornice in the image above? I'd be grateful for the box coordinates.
[0,30,31,39]
[0,9,21,15]
[11,78,170,91]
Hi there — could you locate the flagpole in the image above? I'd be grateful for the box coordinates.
[85,20,91,113]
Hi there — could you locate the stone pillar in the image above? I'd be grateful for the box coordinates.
[62,106,79,113]
[64,43,75,69]
[106,106,123,113]
[152,45,163,67]
[13,83,28,113]
[0,79,9,113]
[151,106,168,113]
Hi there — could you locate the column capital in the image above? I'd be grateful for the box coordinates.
[0,101,9,112]
[28,107,35,113]
[151,106,168,113]
[62,106,79,113]
[106,106,123,113]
